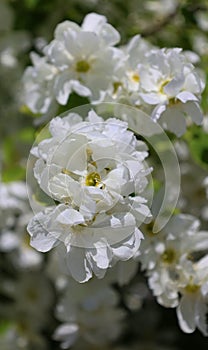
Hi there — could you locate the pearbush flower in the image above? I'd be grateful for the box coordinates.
[137,48,205,136]
[138,214,204,271]
[22,52,57,114]
[19,10,208,341]
[27,110,151,282]
[22,14,205,137]
[23,13,123,114]
[139,214,208,335]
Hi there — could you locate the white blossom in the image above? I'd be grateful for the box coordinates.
[23,13,123,114]
[27,110,151,282]
[137,48,205,136]
[140,214,208,335]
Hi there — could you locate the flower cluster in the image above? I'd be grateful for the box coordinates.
[2,7,206,347]
[23,13,205,136]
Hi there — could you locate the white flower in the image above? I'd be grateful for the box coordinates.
[23,13,123,114]
[0,181,42,269]
[176,256,208,335]
[138,48,205,136]
[148,256,208,335]
[99,35,154,106]
[53,277,125,348]
[27,110,151,282]
[140,213,208,335]
[23,52,57,114]
[122,35,154,95]
[138,214,204,272]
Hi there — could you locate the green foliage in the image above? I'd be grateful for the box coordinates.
[1,127,35,182]
[0,320,12,335]
[24,0,40,9]
[185,125,208,169]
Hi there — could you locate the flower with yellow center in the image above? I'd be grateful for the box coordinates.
[28,109,151,283]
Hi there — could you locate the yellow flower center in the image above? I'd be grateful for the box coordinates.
[113,81,123,95]
[85,172,102,187]
[185,284,200,293]
[145,221,159,237]
[131,72,140,83]
[168,97,180,107]
[161,248,176,264]
[76,60,91,73]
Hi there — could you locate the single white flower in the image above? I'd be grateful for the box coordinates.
[140,213,208,335]
[28,110,151,282]
[23,52,57,114]
[176,256,208,336]
[23,13,123,114]
[137,48,205,136]
[99,35,154,107]
[138,214,205,272]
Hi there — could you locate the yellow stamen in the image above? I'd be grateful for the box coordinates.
[161,248,176,264]
[85,172,101,187]
[113,81,123,95]
[185,284,200,293]
[131,73,140,83]
[76,60,90,73]
[145,221,159,237]
[159,79,171,94]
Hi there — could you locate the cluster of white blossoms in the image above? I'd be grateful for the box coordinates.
[137,214,208,335]
[28,109,151,282]
[20,11,208,343]
[23,13,205,136]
